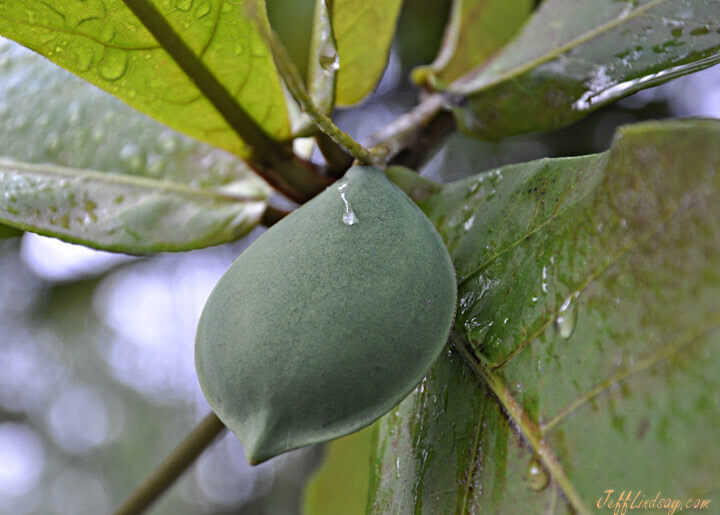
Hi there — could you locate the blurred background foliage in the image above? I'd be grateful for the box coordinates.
[2,0,720,512]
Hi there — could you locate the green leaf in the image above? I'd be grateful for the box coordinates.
[0,160,269,254]
[449,0,720,138]
[303,426,374,515]
[370,119,720,512]
[267,0,316,82]
[307,0,338,116]
[412,0,533,86]
[0,224,21,239]
[330,0,403,106]
[0,39,259,188]
[0,0,290,158]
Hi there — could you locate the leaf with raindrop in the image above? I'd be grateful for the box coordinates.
[0,0,290,158]
[0,160,270,254]
[0,39,260,188]
[328,0,403,105]
[446,0,720,138]
[307,0,338,116]
[369,119,720,512]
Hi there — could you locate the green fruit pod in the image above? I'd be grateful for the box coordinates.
[195,166,456,464]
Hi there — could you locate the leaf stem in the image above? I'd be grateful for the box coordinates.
[261,204,291,227]
[451,331,591,515]
[315,132,353,176]
[268,31,384,166]
[120,0,330,203]
[367,93,455,169]
[114,413,226,515]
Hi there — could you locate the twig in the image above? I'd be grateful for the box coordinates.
[316,132,353,176]
[268,30,385,166]
[388,109,455,170]
[367,93,453,167]
[114,413,226,515]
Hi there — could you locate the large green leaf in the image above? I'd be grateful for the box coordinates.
[0,0,289,158]
[448,0,720,138]
[329,0,403,106]
[413,0,533,86]
[370,119,720,512]
[0,160,268,254]
[0,38,259,188]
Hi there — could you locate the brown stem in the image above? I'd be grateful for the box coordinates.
[261,204,292,227]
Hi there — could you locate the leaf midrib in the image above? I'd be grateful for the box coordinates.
[452,0,671,94]
[119,0,291,161]
[0,160,266,203]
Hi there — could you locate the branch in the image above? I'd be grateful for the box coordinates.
[316,132,353,177]
[268,30,385,166]
[114,413,226,515]
[367,93,455,169]
[121,0,330,203]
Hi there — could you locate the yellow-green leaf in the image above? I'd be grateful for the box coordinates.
[303,426,374,515]
[0,0,290,158]
[413,0,533,86]
[330,0,403,106]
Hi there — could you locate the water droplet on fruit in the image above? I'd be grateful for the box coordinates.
[338,182,357,226]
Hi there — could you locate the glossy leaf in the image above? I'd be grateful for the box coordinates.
[449,0,720,138]
[0,160,268,254]
[0,0,290,158]
[307,0,338,116]
[329,0,403,106]
[370,119,720,512]
[413,0,533,86]
[0,38,260,188]
[267,0,316,81]
[303,426,374,515]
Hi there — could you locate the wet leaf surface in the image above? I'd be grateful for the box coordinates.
[0,160,268,254]
[448,0,720,138]
[413,0,532,86]
[329,0,403,105]
[370,119,720,512]
[0,39,259,188]
[0,0,290,157]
